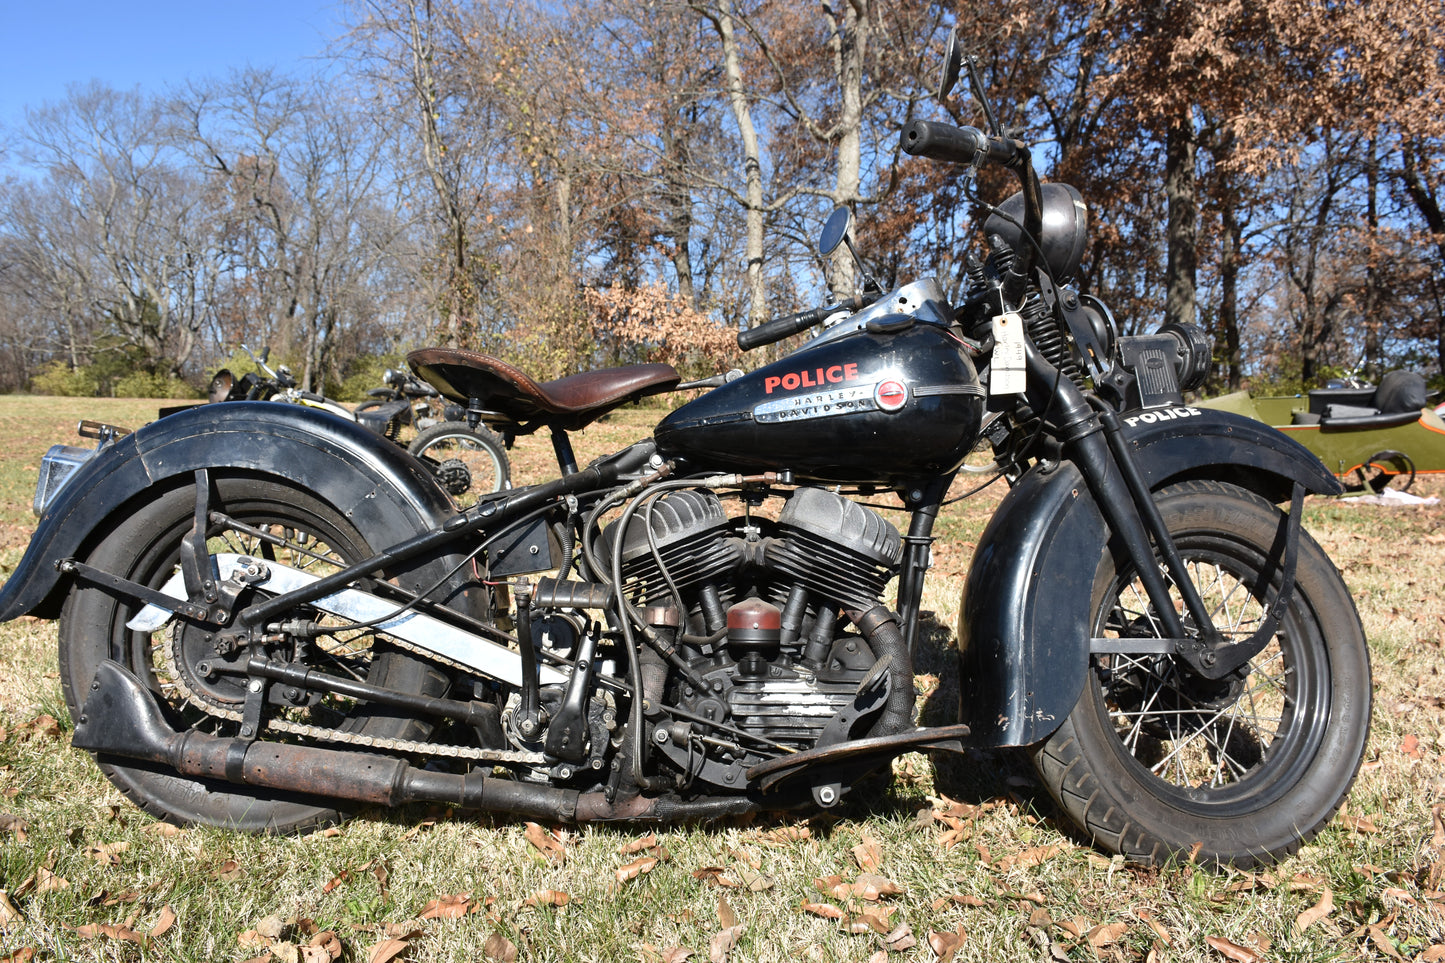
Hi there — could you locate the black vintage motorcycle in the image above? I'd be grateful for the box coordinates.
[0,41,1369,868]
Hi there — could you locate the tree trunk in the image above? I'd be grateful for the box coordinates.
[1165,118,1197,329]
[710,0,768,327]
[1219,199,1243,390]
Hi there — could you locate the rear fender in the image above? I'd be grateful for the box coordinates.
[957,406,1339,747]
[0,402,467,622]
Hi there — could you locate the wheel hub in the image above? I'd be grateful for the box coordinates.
[435,458,472,495]
[169,620,250,709]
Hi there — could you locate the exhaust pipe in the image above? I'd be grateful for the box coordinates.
[72,660,759,824]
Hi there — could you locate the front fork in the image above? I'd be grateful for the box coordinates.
[1023,345,1299,679]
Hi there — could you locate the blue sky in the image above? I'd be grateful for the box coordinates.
[0,0,345,130]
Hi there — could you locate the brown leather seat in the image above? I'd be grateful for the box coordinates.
[408,348,680,432]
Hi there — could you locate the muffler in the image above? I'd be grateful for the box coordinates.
[72,660,759,824]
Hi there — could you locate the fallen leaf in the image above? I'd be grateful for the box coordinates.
[36,867,69,892]
[419,893,471,919]
[616,855,659,883]
[1432,805,1445,849]
[620,833,659,855]
[149,905,177,938]
[851,873,904,901]
[66,922,148,944]
[883,923,917,951]
[932,893,987,910]
[800,901,845,920]
[483,931,518,962]
[524,889,570,908]
[0,893,20,929]
[708,924,744,963]
[367,938,408,963]
[1295,887,1334,932]
[1337,812,1380,834]
[660,948,694,963]
[1059,917,1090,939]
[814,875,851,901]
[1135,910,1171,945]
[254,915,288,940]
[996,845,1063,872]
[717,896,738,929]
[725,864,773,892]
[524,822,565,863]
[1,949,36,963]
[145,821,184,838]
[851,838,883,873]
[1087,922,1128,947]
[1367,924,1404,960]
[928,926,966,962]
[1205,935,1262,963]
[214,859,245,880]
[1419,945,1445,961]
[309,930,342,960]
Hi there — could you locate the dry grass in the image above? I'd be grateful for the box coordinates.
[0,395,1442,962]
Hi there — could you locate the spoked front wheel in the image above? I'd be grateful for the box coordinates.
[1031,480,1371,867]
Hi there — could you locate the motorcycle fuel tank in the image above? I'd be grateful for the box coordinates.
[656,322,985,484]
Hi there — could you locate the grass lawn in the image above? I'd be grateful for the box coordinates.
[0,394,1442,962]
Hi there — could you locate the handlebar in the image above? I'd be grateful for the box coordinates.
[901,119,1041,305]
[736,293,880,351]
[737,306,834,351]
[900,121,1020,168]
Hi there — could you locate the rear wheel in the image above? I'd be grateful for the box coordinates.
[1030,481,1371,867]
[409,422,511,505]
[59,476,449,833]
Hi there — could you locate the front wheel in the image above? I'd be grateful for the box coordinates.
[1030,480,1371,867]
[408,422,511,505]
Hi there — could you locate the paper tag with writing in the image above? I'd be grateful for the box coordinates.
[991,312,1026,395]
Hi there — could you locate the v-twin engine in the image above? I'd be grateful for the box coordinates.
[602,486,903,785]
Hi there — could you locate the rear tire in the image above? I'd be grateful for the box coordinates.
[59,475,449,833]
[1030,481,1371,867]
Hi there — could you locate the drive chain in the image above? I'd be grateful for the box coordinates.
[162,624,544,766]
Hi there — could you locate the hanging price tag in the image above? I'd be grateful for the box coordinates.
[991,312,1026,395]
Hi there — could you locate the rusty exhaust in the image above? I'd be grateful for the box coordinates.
[72,660,759,824]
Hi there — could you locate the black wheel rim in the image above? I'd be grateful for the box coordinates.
[1089,536,1329,814]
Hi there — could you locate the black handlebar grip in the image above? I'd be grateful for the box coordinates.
[901,120,1017,167]
[737,306,829,351]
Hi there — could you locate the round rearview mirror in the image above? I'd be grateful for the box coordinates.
[938,27,962,102]
[819,206,853,257]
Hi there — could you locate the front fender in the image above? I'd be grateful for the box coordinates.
[0,402,461,622]
[957,406,1338,747]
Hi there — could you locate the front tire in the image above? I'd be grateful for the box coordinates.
[1030,481,1371,867]
[58,475,449,833]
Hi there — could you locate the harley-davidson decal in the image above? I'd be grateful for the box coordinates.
[762,363,860,395]
[753,383,876,423]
